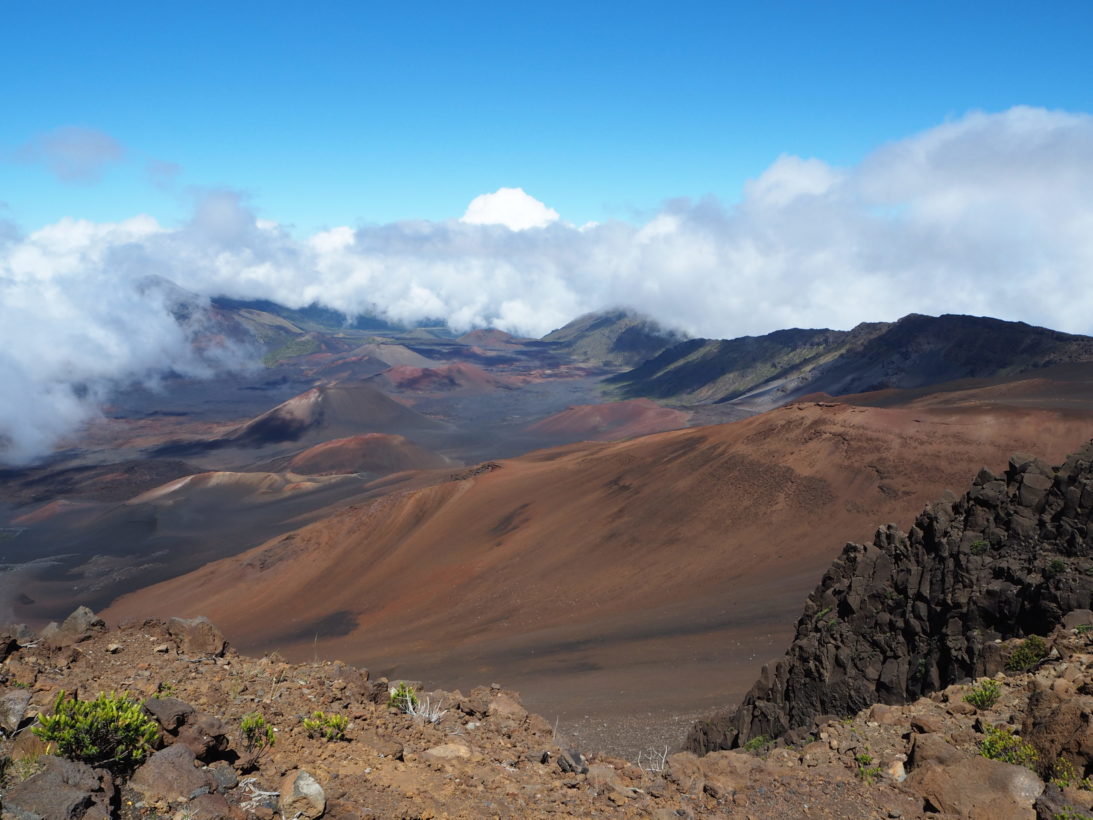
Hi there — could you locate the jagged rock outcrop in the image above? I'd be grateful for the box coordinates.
[686,441,1093,754]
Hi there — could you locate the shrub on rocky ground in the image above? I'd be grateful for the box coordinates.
[1007,636,1049,672]
[31,690,158,772]
[979,724,1038,769]
[302,710,348,741]
[964,679,1002,710]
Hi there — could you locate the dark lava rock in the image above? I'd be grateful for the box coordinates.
[144,696,196,732]
[129,743,217,804]
[686,441,1093,754]
[2,756,111,820]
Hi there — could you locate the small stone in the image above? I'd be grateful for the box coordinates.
[106,643,122,654]
[423,743,472,761]
[279,770,326,820]
[153,643,171,654]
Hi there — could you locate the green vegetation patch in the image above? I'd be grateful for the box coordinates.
[32,691,159,772]
[1006,635,1048,672]
[302,710,348,741]
[263,335,321,366]
[964,679,1002,710]
[979,725,1038,769]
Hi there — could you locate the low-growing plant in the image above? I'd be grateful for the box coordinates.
[388,682,419,712]
[155,681,176,697]
[32,691,159,772]
[969,540,989,556]
[1046,558,1068,578]
[1050,755,1093,791]
[240,712,275,755]
[1006,635,1049,672]
[0,752,46,786]
[302,710,348,741]
[855,752,882,784]
[1054,809,1093,820]
[743,734,770,753]
[1077,624,1093,635]
[964,679,1002,710]
[979,725,1038,769]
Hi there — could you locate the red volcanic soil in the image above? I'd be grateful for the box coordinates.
[457,328,522,348]
[526,398,690,441]
[373,362,522,393]
[346,343,435,368]
[288,433,450,476]
[105,398,1093,752]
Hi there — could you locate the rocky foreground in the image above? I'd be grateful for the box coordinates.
[2,608,1093,818]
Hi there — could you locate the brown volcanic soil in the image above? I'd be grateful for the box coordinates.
[288,433,451,475]
[526,398,690,441]
[105,399,1093,756]
[371,362,524,393]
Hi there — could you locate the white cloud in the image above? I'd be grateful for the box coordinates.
[3,107,1093,463]
[460,187,560,230]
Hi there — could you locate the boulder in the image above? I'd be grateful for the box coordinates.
[1,756,107,820]
[167,617,226,657]
[174,713,230,761]
[906,753,1044,819]
[557,748,588,775]
[423,742,472,761]
[486,693,527,722]
[182,792,233,820]
[0,630,20,662]
[698,751,763,800]
[130,744,216,804]
[1022,686,1093,775]
[144,696,196,732]
[279,770,326,820]
[0,687,32,735]
[43,607,105,648]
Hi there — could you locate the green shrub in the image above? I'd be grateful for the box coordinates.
[964,679,1002,710]
[1006,635,1049,672]
[240,712,275,754]
[32,691,159,772]
[388,682,419,712]
[302,711,348,741]
[1054,809,1093,820]
[1050,756,1093,790]
[742,734,769,753]
[856,752,882,784]
[1047,558,1068,578]
[969,540,989,556]
[979,725,1038,769]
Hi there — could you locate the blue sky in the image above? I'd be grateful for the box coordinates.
[3,0,1091,233]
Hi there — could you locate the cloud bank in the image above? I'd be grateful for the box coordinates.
[3,106,1093,463]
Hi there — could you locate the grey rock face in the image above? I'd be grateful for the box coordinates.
[686,441,1093,754]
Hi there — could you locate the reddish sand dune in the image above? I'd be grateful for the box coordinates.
[106,399,1093,751]
[527,398,690,441]
[288,434,450,476]
[374,362,521,393]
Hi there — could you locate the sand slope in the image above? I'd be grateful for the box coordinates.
[105,398,1093,749]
